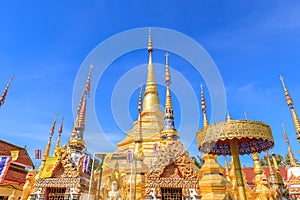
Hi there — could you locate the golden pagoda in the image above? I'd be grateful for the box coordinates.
[117,31,164,168]
[29,65,95,200]
[98,40,203,199]
[252,152,275,200]
[144,52,201,199]
[197,85,233,200]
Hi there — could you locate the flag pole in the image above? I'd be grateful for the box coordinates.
[97,154,105,200]
[88,153,96,199]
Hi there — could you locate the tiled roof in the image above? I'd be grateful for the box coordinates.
[4,168,27,185]
[0,139,34,168]
[225,166,288,188]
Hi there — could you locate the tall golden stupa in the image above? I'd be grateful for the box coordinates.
[98,32,202,200]
[116,32,164,168]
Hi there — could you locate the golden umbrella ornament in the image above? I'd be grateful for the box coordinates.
[196,119,274,200]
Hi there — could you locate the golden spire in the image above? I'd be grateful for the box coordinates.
[243,111,248,120]
[143,29,160,112]
[271,152,284,184]
[70,92,84,140]
[0,76,12,107]
[165,52,173,113]
[226,110,231,122]
[224,157,231,182]
[69,65,92,151]
[200,83,209,128]
[58,116,64,134]
[55,117,64,151]
[36,114,58,178]
[161,53,178,140]
[43,113,57,161]
[265,150,276,185]
[280,75,300,142]
[281,123,296,166]
[84,64,92,96]
[252,151,263,188]
[77,97,86,131]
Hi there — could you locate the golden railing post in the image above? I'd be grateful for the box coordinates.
[230,139,247,200]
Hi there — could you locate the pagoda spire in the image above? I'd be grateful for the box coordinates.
[252,152,263,188]
[161,53,178,141]
[200,84,209,128]
[143,29,160,113]
[68,65,92,166]
[265,150,276,188]
[70,92,84,140]
[272,152,284,198]
[226,110,232,122]
[280,75,300,143]
[281,123,296,166]
[36,114,58,178]
[55,117,64,150]
[43,113,57,161]
[224,157,231,182]
[0,76,12,107]
[70,65,92,142]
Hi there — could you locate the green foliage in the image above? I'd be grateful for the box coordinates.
[261,153,291,167]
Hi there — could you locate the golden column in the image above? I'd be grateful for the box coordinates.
[229,139,247,200]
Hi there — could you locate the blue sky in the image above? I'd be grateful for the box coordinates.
[0,1,300,167]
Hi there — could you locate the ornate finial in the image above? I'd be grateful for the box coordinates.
[224,157,231,181]
[165,53,172,112]
[252,151,263,188]
[77,98,86,130]
[280,76,300,142]
[50,113,58,136]
[271,152,284,198]
[54,117,64,156]
[163,55,175,130]
[165,52,170,86]
[265,150,276,183]
[281,123,296,166]
[244,111,248,120]
[138,85,143,113]
[58,117,64,135]
[148,28,153,52]
[43,114,57,161]
[84,64,93,96]
[69,65,91,148]
[200,84,209,128]
[0,76,13,107]
[226,110,231,122]
[143,29,160,112]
